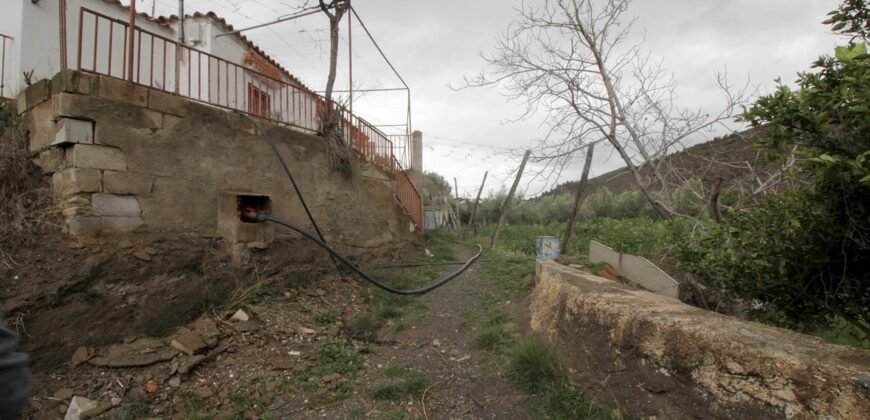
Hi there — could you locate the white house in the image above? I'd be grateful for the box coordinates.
[0,0,322,132]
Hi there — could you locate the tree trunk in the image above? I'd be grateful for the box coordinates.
[562,142,595,254]
[707,177,723,223]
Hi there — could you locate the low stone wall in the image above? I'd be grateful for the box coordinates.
[532,260,870,419]
[18,70,416,257]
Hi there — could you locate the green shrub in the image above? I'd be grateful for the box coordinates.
[507,339,561,393]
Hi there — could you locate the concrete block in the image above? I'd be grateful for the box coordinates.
[52,118,94,146]
[24,97,59,152]
[66,144,127,171]
[141,109,163,129]
[51,168,102,196]
[100,216,145,233]
[33,148,65,174]
[92,194,141,217]
[103,171,154,196]
[67,216,101,236]
[97,75,147,107]
[148,89,188,116]
[51,70,95,96]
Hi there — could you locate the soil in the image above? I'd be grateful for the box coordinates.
[11,237,539,419]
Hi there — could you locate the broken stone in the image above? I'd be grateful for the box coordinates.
[298,327,317,335]
[143,246,158,256]
[132,249,152,262]
[170,329,208,355]
[246,241,269,250]
[118,240,134,249]
[88,339,176,368]
[231,320,261,333]
[168,375,181,388]
[432,339,442,348]
[230,309,250,322]
[321,373,342,384]
[193,387,214,399]
[193,318,221,345]
[176,354,207,375]
[71,347,94,367]
[268,355,296,370]
[53,388,75,401]
[64,396,99,420]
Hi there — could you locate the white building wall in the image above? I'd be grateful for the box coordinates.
[0,1,23,98]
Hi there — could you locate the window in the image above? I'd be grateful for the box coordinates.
[247,83,271,118]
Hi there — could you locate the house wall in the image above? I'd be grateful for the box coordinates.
[19,70,417,260]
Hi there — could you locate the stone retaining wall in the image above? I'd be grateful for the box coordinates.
[532,260,870,419]
[18,70,415,256]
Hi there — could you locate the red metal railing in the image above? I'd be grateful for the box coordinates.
[1,34,12,98]
[77,8,423,232]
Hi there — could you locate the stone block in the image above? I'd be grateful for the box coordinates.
[52,118,94,146]
[100,216,145,234]
[103,171,154,196]
[17,79,51,114]
[51,168,102,196]
[141,109,163,129]
[97,75,147,107]
[66,144,127,171]
[92,194,141,217]
[67,216,101,236]
[24,98,59,152]
[148,89,188,116]
[33,148,65,174]
[163,113,182,130]
[51,69,96,96]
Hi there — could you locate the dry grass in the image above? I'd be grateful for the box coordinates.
[0,101,60,251]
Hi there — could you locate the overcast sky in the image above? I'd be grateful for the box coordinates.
[148,0,842,198]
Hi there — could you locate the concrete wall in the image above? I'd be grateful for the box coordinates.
[588,240,681,298]
[19,70,417,258]
[532,260,870,419]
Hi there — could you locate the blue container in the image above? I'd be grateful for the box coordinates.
[536,236,561,260]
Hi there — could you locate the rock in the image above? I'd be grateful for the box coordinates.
[321,373,342,384]
[246,241,269,250]
[170,329,208,355]
[53,388,75,401]
[268,355,296,370]
[193,318,221,345]
[231,320,261,333]
[88,339,176,368]
[64,396,99,420]
[143,247,158,256]
[118,240,134,249]
[145,382,158,394]
[122,336,137,344]
[71,347,94,368]
[177,354,207,375]
[432,339,441,348]
[132,249,152,262]
[298,327,317,335]
[193,387,214,399]
[230,309,250,322]
[110,397,122,406]
[168,375,181,388]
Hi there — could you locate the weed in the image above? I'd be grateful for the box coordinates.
[371,366,432,401]
[376,305,401,320]
[348,314,381,341]
[315,339,362,376]
[473,323,507,350]
[507,339,561,393]
[313,309,338,325]
[543,383,615,420]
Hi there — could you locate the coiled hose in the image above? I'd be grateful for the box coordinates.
[245,212,483,296]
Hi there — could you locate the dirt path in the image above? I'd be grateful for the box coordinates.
[331,243,536,419]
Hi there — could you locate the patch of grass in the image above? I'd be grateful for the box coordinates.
[315,339,362,376]
[313,309,338,325]
[376,305,401,320]
[543,383,615,420]
[371,366,432,401]
[474,323,507,350]
[507,339,561,393]
[348,314,381,341]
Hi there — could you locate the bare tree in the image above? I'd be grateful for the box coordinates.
[318,0,354,176]
[460,0,751,219]
[319,0,350,103]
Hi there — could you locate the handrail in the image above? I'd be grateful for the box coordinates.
[1,33,13,98]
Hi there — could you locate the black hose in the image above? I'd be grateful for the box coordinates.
[235,111,340,270]
[246,212,483,296]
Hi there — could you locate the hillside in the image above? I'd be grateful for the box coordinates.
[544,127,781,198]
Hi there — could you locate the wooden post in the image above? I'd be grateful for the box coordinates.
[562,142,596,254]
[491,150,531,248]
[463,171,488,238]
[453,177,459,199]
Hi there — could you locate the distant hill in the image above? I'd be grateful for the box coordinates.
[543,127,781,198]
